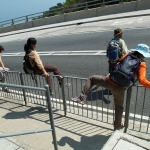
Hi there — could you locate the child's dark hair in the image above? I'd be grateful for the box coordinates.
[0,45,4,51]
[24,38,37,54]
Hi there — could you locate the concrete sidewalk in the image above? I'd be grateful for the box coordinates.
[0,97,149,150]
[0,135,35,150]
[0,97,113,150]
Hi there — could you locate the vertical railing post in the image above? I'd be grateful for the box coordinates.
[19,73,27,106]
[42,12,44,18]
[60,76,67,116]
[85,2,88,9]
[12,19,14,25]
[45,85,58,150]
[26,16,28,22]
[103,0,105,6]
[62,6,65,14]
[61,6,64,14]
[124,85,132,133]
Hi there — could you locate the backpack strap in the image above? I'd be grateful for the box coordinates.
[112,38,122,57]
[107,38,120,61]
[130,53,143,86]
[111,38,119,42]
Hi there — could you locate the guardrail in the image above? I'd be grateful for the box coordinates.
[124,84,150,134]
[0,0,131,28]
[0,71,149,135]
[2,71,67,115]
[0,82,58,150]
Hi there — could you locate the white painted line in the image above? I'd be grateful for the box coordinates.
[94,27,101,31]
[2,50,107,56]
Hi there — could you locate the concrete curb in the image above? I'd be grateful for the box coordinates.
[0,9,150,38]
[102,130,150,150]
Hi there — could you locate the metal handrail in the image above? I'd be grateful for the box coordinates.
[0,0,131,27]
[0,82,58,150]
[1,71,149,134]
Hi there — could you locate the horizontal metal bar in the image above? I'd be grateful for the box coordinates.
[106,0,121,4]
[0,82,46,91]
[13,18,26,23]
[0,128,52,138]
[64,76,87,80]
[0,22,12,26]
[8,71,21,73]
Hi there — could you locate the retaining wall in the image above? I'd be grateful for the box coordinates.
[0,0,150,34]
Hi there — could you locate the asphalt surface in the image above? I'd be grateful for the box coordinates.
[1,14,150,119]
[2,27,150,77]
[1,28,150,53]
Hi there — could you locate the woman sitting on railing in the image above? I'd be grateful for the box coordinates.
[72,44,150,130]
[24,37,63,95]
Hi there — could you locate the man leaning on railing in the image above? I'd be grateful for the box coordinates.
[72,44,150,131]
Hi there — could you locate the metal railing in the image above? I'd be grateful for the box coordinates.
[0,82,58,150]
[0,0,135,28]
[0,71,149,135]
[124,84,150,134]
[1,71,67,115]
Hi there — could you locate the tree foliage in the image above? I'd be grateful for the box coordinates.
[42,0,137,18]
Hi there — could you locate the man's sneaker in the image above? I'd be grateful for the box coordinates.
[64,82,71,87]
[71,97,85,105]
[59,81,71,88]
[114,122,124,131]
[2,88,10,93]
[50,92,54,96]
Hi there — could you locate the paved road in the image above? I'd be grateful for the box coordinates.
[1,15,150,76]
[2,27,150,77]
[1,14,150,118]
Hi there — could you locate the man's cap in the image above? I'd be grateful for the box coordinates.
[131,44,150,58]
[114,28,124,37]
[0,45,4,51]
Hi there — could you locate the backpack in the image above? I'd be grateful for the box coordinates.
[23,54,38,86]
[107,39,121,61]
[109,54,141,87]
[23,54,34,74]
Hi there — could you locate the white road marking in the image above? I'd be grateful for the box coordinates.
[94,27,102,31]
[110,21,120,26]
[2,50,107,56]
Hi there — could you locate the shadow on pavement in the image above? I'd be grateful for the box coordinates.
[57,134,110,150]
[0,99,113,150]
[2,106,48,119]
[1,100,59,122]
[87,86,112,104]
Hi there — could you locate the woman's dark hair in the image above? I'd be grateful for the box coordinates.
[24,38,37,54]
